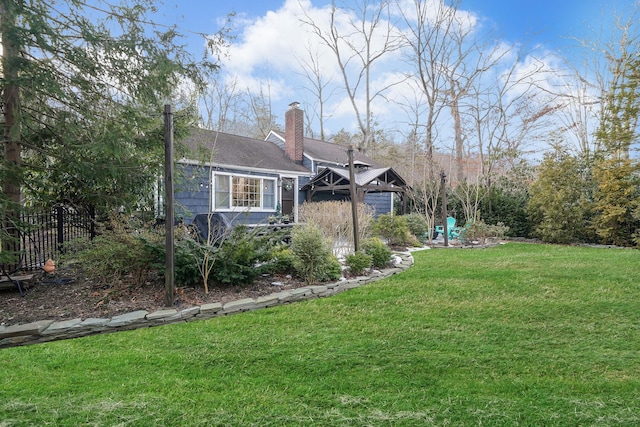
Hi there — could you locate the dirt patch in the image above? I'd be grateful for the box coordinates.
[0,265,315,327]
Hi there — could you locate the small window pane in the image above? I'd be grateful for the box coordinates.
[232,176,261,208]
[263,180,275,209]
[214,175,230,208]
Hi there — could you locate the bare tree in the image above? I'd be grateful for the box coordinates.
[200,75,242,132]
[554,74,603,158]
[444,24,508,185]
[465,47,560,218]
[296,43,339,141]
[396,0,467,237]
[584,5,639,158]
[397,0,459,182]
[301,0,404,154]
[238,83,281,139]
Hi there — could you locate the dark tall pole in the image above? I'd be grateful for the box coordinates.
[164,105,175,307]
[441,171,448,247]
[348,146,360,252]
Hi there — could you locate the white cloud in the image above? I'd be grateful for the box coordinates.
[393,0,478,35]
[218,0,409,122]
[222,1,316,76]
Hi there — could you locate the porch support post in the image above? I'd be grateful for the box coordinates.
[441,170,448,247]
[348,146,360,252]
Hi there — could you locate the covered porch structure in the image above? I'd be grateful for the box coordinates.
[301,166,408,214]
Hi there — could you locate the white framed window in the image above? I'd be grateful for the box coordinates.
[212,173,277,211]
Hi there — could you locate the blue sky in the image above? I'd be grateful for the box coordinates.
[157,0,638,154]
[463,0,608,46]
[165,0,631,52]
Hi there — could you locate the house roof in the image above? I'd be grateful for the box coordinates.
[269,130,381,168]
[178,128,309,173]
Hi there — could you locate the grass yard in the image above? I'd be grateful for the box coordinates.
[1,242,639,426]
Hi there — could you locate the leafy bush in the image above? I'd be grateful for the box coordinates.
[138,233,202,287]
[463,220,509,243]
[404,213,429,240]
[68,216,158,286]
[70,236,145,285]
[316,256,343,282]
[527,151,594,243]
[262,246,296,275]
[345,251,373,276]
[372,213,411,246]
[479,184,531,238]
[361,237,392,268]
[212,226,264,286]
[290,224,341,284]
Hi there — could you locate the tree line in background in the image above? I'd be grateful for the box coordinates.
[2,0,639,249]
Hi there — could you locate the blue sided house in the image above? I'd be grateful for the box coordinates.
[174,102,408,227]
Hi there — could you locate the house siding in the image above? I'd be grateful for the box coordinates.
[175,164,209,223]
[304,189,394,217]
[363,192,393,216]
[303,156,315,172]
[265,133,285,150]
[175,164,284,225]
[176,163,395,225]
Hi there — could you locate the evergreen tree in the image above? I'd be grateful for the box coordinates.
[592,53,640,246]
[1,0,221,213]
[591,157,640,246]
[527,150,595,244]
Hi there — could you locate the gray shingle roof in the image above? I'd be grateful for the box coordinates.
[178,128,309,173]
[269,131,381,168]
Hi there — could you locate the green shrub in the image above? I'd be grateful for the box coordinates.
[212,226,263,286]
[372,213,411,246]
[317,255,343,282]
[463,220,509,243]
[69,216,158,286]
[263,247,296,275]
[404,213,429,240]
[361,237,392,268]
[345,251,373,276]
[138,223,205,287]
[71,236,144,285]
[138,233,202,287]
[290,224,341,284]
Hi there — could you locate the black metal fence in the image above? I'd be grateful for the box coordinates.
[2,205,95,271]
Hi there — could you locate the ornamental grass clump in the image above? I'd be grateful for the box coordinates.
[298,201,374,255]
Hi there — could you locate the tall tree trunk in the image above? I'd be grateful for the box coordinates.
[451,93,464,185]
[1,2,21,205]
[1,2,22,256]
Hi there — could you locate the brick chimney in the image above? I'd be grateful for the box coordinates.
[285,101,304,164]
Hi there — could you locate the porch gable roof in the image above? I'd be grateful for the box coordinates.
[301,166,407,194]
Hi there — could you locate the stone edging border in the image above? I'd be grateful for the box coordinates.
[0,252,414,349]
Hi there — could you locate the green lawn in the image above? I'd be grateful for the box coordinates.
[1,243,639,426]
